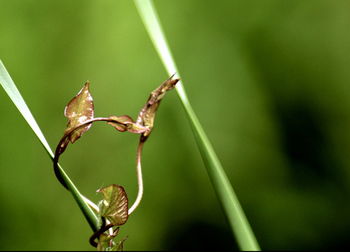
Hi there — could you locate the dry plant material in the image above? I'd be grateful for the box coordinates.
[53,76,179,250]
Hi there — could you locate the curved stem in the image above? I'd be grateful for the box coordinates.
[54,117,124,189]
[55,117,115,157]
[89,217,115,247]
[128,140,144,215]
[54,162,100,231]
[54,116,146,215]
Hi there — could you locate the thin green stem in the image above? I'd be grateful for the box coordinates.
[128,140,144,215]
[133,1,260,250]
[55,162,100,231]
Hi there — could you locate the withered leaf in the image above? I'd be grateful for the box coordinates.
[108,115,134,132]
[97,184,129,226]
[136,76,179,137]
[126,123,149,134]
[108,115,149,134]
[64,81,94,143]
[138,102,158,137]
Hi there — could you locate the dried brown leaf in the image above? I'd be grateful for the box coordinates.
[64,81,94,143]
[136,76,179,138]
[107,115,134,132]
[108,115,149,134]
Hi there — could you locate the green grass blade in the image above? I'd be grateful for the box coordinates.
[0,60,99,232]
[133,1,260,250]
[0,60,53,158]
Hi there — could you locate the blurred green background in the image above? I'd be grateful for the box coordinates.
[1,0,350,250]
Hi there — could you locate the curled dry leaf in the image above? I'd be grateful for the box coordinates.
[126,123,149,134]
[97,184,129,226]
[136,76,179,139]
[108,115,149,134]
[54,82,95,189]
[107,115,134,132]
[64,81,94,143]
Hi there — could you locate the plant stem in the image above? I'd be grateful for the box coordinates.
[55,161,100,231]
[128,140,144,215]
[133,1,260,250]
[55,117,145,215]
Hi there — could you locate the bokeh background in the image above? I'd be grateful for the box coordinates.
[1,0,350,250]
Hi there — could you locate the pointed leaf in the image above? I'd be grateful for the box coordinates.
[0,61,100,231]
[134,1,261,249]
[97,184,129,226]
[136,77,179,136]
[64,81,94,143]
[0,60,54,157]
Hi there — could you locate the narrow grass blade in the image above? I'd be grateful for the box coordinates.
[0,60,99,231]
[133,1,260,250]
[0,60,53,158]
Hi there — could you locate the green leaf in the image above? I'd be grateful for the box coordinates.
[97,185,129,226]
[133,1,260,250]
[64,81,94,143]
[0,60,100,232]
[0,60,54,157]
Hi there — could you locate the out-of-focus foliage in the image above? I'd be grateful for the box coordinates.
[0,0,349,250]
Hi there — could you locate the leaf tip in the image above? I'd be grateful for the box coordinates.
[84,80,90,88]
